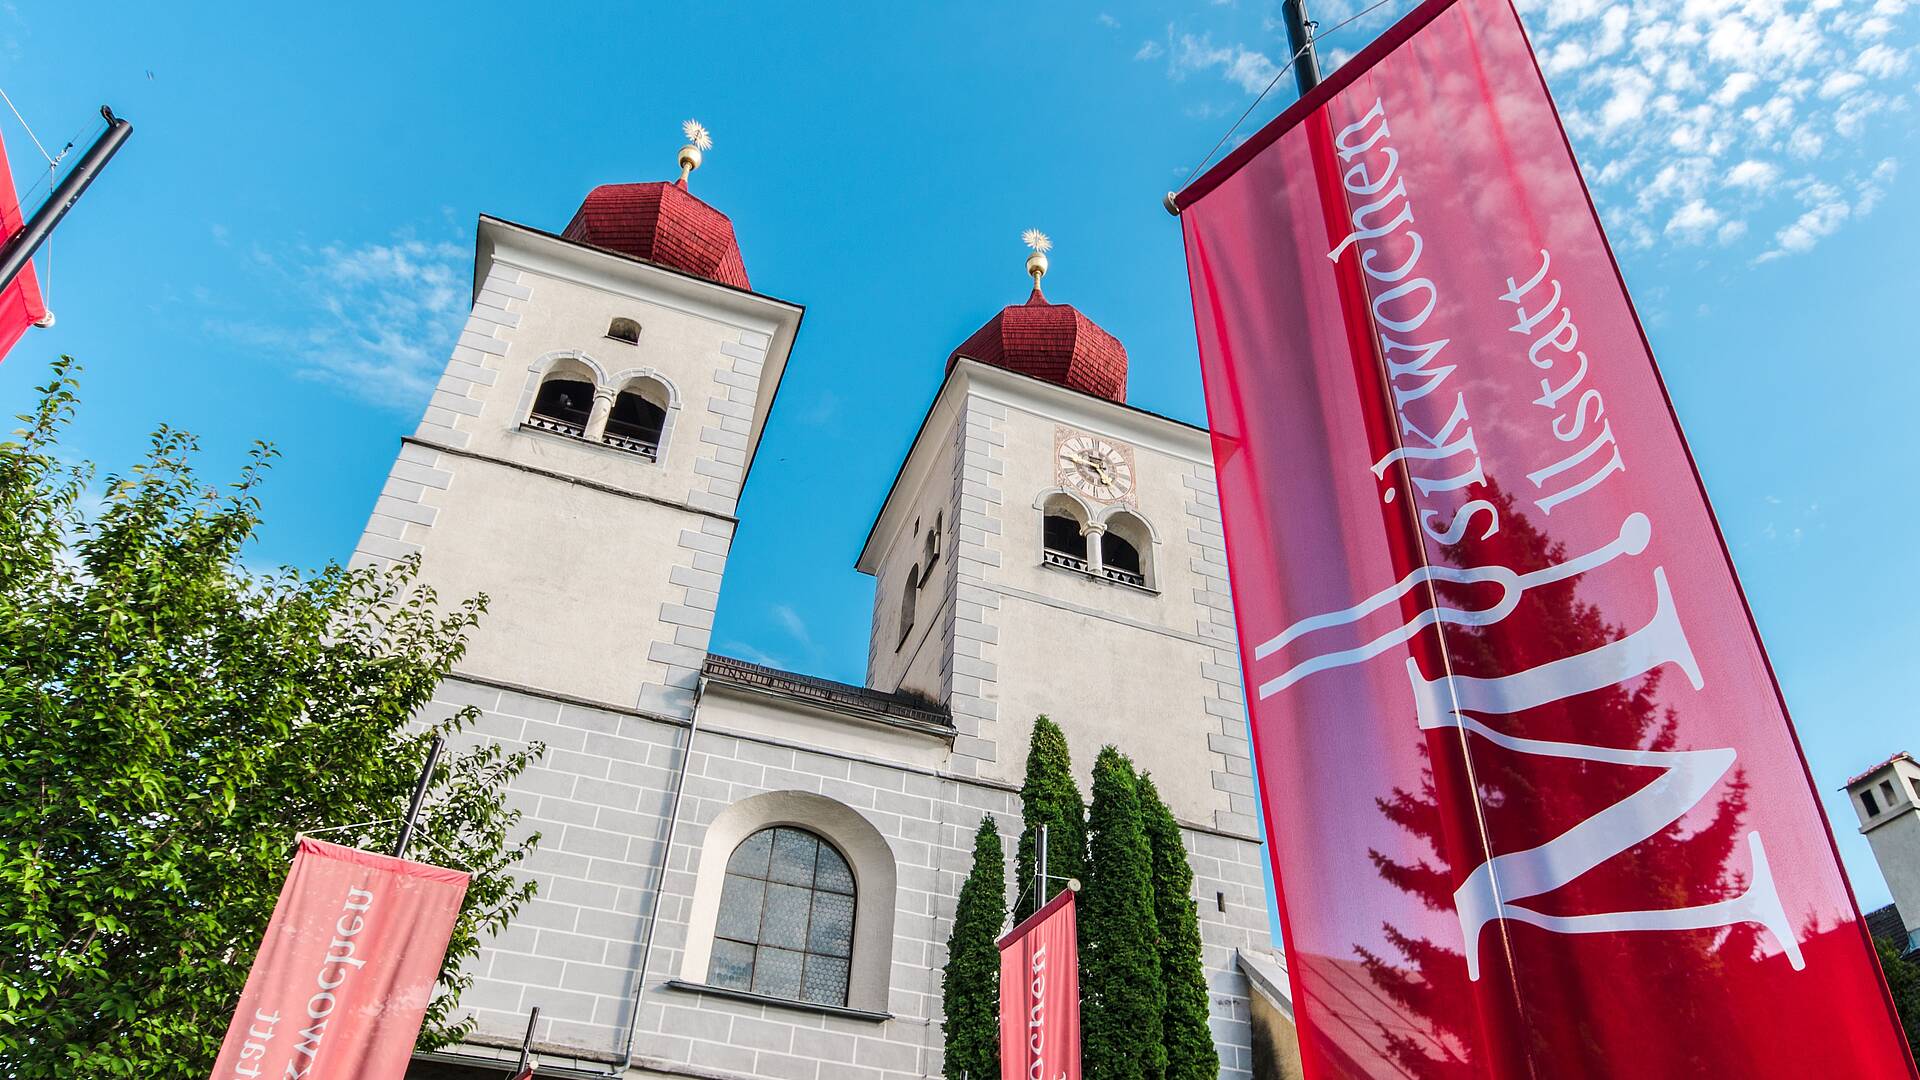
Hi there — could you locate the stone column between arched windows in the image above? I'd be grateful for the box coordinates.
[1081,519,1108,574]
[584,387,615,442]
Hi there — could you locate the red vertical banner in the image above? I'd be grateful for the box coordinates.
[0,125,48,361]
[998,890,1081,1080]
[1174,0,1917,1075]
[209,838,470,1080]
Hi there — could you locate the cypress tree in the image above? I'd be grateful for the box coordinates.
[1015,715,1086,918]
[1082,746,1165,1080]
[1137,774,1220,1080]
[943,816,1007,1080]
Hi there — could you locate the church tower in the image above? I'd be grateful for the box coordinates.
[856,233,1256,834]
[350,122,801,719]
[353,144,1280,1079]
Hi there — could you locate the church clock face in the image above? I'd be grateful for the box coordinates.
[1055,429,1136,504]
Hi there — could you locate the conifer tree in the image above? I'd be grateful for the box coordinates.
[943,816,1007,1080]
[1016,715,1086,918]
[1137,774,1220,1080]
[1082,746,1165,1080]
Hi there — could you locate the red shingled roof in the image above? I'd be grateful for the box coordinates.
[562,180,749,289]
[947,288,1128,403]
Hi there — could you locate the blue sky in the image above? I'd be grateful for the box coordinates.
[2,0,1916,911]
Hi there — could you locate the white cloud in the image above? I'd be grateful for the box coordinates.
[1758,161,1897,260]
[1148,0,1914,262]
[1819,71,1868,99]
[1599,69,1654,131]
[1168,32,1281,94]
[1711,71,1758,105]
[1097,12,1120,28]
[209,231,468,408]
[1705,16,1758,61]
[1724,159,1778,188]
[1665,199,1722,242]
[772,604,814,649]
[1774,200,1848,252]
[1135,39,1164,60]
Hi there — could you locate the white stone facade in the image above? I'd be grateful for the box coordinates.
[362,211,1282,1080]
[1846,753,1920,950]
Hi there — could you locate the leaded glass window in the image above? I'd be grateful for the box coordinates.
[708,826,856,1006]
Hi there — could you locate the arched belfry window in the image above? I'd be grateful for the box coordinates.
[604,376,670,458]
[1041,493,1090,572]
[1100,510,1155,590]
[529,369,594,437]
[607,317,641,344]
[708,827,856,1007]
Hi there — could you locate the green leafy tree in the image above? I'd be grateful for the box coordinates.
[1082,746,1165,1080]
[0,361,543,1079]
[943,816,1007,1080]
[1137,774,1219,1080]
[1016,715,1085,919]
[1878,939,1920,1053]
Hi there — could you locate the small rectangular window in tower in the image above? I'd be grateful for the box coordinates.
[1864,789,1882,816]
[607,317,641,344]
[1882,779,1899,806]
[1216,891,1226,913]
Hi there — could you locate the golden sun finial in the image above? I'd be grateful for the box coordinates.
[678,119,712,183]
[1023,229,1052,291]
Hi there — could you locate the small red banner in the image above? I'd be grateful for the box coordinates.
[209,838,470,1080]
[0,123,47,362]
[998,890,1080,1080]
[1174,0,1917,1074]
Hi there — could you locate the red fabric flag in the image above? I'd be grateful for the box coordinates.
[1173,0,1917,1074]
[0,122,47,362]
[998,890,1080,1080]
[209,838,470,1080]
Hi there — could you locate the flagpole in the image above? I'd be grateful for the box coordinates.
[0,106,131,293]
[516,1006,540,1075]
[1279,0,1324,95]
[1162,0,1323,214]
[392,735,445,859]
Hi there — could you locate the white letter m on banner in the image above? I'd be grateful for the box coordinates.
[1405,566,1804,979]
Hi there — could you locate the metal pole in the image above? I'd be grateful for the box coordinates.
[620,695,702,1071]
[1279,0,1324,96]
[0,106,131,294]
[1038,823,1049,913]
[392,735,445,858]
[516,1006,541,1073]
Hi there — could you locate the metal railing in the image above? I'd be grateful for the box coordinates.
[1102,565,1147,588]
[602,431,659,459]
[525,414,585,438]
[1042,548,1089,573]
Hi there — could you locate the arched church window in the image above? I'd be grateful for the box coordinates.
[1100,511,1154,589]
[529,371,594,437]
[708,826,856,1007]
[897,565,919,648]
[607,317,641,344]
[604,377,670,459]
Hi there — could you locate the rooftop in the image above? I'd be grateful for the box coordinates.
[702,654,951,731]
[562,180,750,290]
[1845,751,1916,789]
[1866,902,1907,950]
